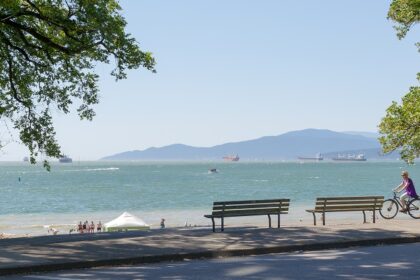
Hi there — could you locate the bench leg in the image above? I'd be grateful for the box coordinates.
[278,214,280,228]
[312,212,316,226]
[322,212,325,226]
[362,211,366,223]
[373,210,376,223]
[221,217,224,232]
[267,215,272,228]
[211,218,215,232]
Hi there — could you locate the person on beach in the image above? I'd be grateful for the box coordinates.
[97,221,102,232]
[394,171,417,212]
[160,218,165,229]
[48,227,59,235]
[90,221,95,233]
[83,220,88,232]
[78,221,83,233]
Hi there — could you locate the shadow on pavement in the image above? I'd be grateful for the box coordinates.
[7,242,420,279]
[1,221,420,276]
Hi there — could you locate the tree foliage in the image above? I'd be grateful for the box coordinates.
[379,87,420,163]
[0,0,155,169]
[388,0,420,39]
[379,0,420,163]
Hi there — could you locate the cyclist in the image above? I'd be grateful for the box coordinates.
[393,171,417,212]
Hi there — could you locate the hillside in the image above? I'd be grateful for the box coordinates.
[101,129,391,161]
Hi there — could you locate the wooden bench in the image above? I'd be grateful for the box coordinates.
[306,196,384,226]
[204,199,290,232]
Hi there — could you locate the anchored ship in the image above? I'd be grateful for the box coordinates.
[223,154,240,162]
[332,154,367,162]
[298,153,324,161]
[59,155,73,163]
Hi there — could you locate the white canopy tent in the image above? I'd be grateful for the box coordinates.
[104,212,150,232]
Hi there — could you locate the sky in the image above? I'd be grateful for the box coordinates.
[1,0,420,161]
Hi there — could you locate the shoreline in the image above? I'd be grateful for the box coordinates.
[0,205,412,239]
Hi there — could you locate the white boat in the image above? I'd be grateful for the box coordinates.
[332,153,367,161]
[223,154,239,161]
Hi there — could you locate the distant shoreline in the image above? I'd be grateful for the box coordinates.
[0,159,407,164]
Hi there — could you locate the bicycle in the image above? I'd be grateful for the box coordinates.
[379,192,420,219]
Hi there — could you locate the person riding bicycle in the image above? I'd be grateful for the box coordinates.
[393,171,417,212]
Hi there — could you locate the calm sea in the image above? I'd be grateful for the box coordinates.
[0,161,418,235]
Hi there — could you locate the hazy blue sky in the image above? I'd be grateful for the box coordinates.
[1,0,419,161]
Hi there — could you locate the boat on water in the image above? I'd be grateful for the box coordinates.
[59,155,73,163]
[208,168,218,174]
[332,153,367,162]
[298,153,324,161]
[223,154,239,162]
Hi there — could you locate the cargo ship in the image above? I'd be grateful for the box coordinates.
[332,154,367,161]
[59,155,73,163]
[223,154,240,161]
[298,153,324,161]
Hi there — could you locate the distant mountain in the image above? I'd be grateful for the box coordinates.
[342,131,380,139]
[101,129,394,161]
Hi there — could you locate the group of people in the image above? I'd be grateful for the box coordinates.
[78,220,102,233]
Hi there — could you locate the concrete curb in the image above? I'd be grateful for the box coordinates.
[1,235,420,276]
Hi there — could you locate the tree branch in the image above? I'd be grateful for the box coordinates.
[3,19,77,54]
[6,55,26,106]
[0,31,46,68]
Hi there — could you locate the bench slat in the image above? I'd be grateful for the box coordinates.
[316,196,384,201]
[212,207,290,214]
[213,203,289,211]
[315,200,383,206]
[213,199,290,205]
[211,209,289,217]
[209,212,289,218]
[311,209,380,213]
[314,205,382,211]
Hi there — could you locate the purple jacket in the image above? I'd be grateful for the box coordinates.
[405,178,417,198]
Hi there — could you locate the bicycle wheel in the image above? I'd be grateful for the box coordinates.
[408,199,420,219]
[379,199,398,219]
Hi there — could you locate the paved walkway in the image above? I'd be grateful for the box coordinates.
[1,219,420,276]
[8,243,420,279]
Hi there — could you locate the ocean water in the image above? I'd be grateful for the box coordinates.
[0,161,418,235]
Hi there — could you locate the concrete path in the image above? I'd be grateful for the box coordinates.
[1,219,420,276]
[7,242,420,279]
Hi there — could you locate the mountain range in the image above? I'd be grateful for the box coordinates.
[101,129,399,161]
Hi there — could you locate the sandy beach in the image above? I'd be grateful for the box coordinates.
[0,206,415,241]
